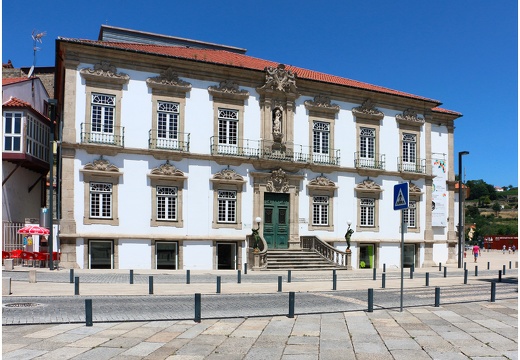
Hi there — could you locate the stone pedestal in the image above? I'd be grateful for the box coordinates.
[29,270,37,283]
[4,259,13,270]
[346,250,352,270]
[2,277,11,295]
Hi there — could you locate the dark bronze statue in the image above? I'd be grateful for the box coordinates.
[345,224,354,250]
[251,227,261,251]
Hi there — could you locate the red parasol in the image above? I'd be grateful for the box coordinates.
[17,225,50,235]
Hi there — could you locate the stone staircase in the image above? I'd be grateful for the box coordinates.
[265,249,345,271]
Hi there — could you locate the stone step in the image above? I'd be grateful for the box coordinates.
[265,249,344,270]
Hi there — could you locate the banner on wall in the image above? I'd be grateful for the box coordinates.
[432,158,447,227]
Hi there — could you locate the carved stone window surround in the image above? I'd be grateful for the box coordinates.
[148,162,187,228]
[307,175,337,231]
[210,169,246,230]
[80,158,123,226]
[354,179,383,232]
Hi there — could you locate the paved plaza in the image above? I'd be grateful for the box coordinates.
[2,250,518,359]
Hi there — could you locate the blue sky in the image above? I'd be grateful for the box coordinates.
[3,1,518,187]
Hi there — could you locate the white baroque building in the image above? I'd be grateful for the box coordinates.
[54,26,462,270]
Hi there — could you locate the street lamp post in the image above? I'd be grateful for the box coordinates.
[458,151,470,268]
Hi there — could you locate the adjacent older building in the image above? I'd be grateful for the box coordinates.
[54,25,462,270]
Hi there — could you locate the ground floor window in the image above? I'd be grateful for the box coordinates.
[156,241,178,270]
[89,240,113,269]
[403,244,416,268]
[217,242,237,270]
[359,244,375,269]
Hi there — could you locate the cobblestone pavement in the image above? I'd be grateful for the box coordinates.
[2,299,517,360]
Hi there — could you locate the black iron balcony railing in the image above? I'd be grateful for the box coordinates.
[398,157,426,174]
[81,123,124,147]
[210,137,340,166]
[149,130,190,152]
[354,152,385,170]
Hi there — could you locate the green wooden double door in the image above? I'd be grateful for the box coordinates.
[263,193,289,249]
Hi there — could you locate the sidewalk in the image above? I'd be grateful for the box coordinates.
[2,250,518,359]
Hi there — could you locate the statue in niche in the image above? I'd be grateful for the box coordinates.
[272,108,283,142]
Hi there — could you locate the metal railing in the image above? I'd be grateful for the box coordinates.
[81,123,125,147]
[2,221,24,252]
[300,236,348,267]
[398,157,426,174]
[149,131,190,152]
[354,152,385,170]
[210,137,340,166]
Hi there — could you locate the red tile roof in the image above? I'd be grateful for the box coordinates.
[61,38,452,107]
[432,107,462,117]
[3,97,51,123]
[2,77,31,85]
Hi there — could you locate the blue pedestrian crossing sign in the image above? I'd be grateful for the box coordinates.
[393,183,409,210]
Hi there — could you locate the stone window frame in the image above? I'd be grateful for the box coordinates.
[148,162,187,228]
[80,62,129,145]
[354,179,383,232]
[80,158,122,226]
[146,68,191,149]
[208,81,249,153]
[210,169,246,230]
[353,99,384,168]
[304,95,339,161]
[307,175,337,231]
[403,183,423,233]
[87,239,115,269]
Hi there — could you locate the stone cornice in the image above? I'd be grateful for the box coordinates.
[355,179,383,193]
[304,95,340,115]
[208,80,249,100]
[352,99,384,120]
[80,61,129,86]
[396,108,425,126]
[148,161,187,181]
[210,169,246,186]
[146,67,192,94]
[80,158,122,177]
[307,175,338,190]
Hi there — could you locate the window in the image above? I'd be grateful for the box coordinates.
[218,190,237,223]
[211,169,245,229]
[312,196,329,225]
[90,93,115,141]
[218,108,238,149]
[89,240,113,269]
[148,162,186,228]
[157,101,179,144]
[89,182,113,219]
[312,121,332,163]
[360,198,375,227]
[81,158,121,226]
[360,127,375,160]
[26,114,49,162]
[156,185,177,221]
[3,112,22,151]
[403,200,416,228]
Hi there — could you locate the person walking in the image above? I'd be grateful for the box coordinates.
[503,245,506,254]
[512,245,516,254]
[473,245,480,263]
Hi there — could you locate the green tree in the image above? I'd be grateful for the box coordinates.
[466,179,497,201]
[491,202,502,216]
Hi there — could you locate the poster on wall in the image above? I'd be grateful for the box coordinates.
[432,158,447,227]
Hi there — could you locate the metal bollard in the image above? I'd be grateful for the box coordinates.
[333,270,337,290]
[490,282,496,302]
[216,276,221,294]
[412,264,415,273]
[509,261,512,270]
[382,273,386,288]
[288,270,292,283]
[434,287,440,307]
[70,269,74,284]
[278,276,283,292]
[464,269,468,284]
[149,276,153,295]
[85,299,93,327]
[464,262,466,270]
[383,263,386,272]
[475,266,478,277]
[373,267,377,280]
[244,263,247,274]
[498,270,502,282]
[194,293,201,322]
[186,270,191,284]
[444,267,447,278]
[425,272,429,287]
[410,267,413,279]
[503,265,506,275]
[237,270,241,284]
[487,261,490,270]
[75,276,80,295]
[288,291,295,318]
[130,269,134,285]
[368,288,374,312]
[439,262,442,271]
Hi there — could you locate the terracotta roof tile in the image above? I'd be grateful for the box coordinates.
[2,77,31,85]
[60,38,444,104]
[2,97,51,123]
[432,107,462,116]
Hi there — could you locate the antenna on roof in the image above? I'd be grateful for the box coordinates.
[29,30,46,78]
